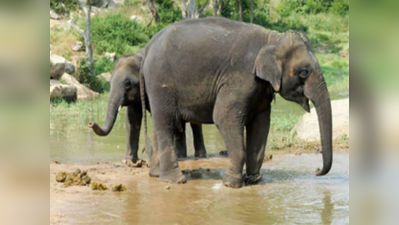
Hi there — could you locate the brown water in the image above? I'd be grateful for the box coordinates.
[50,92,349,224]
[52,154,349,224]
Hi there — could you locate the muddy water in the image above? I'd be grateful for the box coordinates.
[50,91,349,164]
[50,92,349,224]
[53,153,349,224]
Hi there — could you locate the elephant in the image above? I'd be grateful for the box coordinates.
[88,49,207,165]
[140,17,332,188]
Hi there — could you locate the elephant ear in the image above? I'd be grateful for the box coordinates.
[253,46,283,92]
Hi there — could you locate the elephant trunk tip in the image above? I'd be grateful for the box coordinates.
[88,122,94,128]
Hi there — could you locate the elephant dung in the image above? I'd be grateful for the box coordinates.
[91,182,108,191]
[55,169,91,187]
[111,184,127,192]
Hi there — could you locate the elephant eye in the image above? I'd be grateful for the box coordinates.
[124,80,131,89]
[298,69,309,79]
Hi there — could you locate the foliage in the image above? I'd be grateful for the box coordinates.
[77,58,109,93]
[94,56,114,75]
[275,0,349,17]
[50,0,80,15]
[88,13,149,56]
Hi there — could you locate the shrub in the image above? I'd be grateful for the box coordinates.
[89,13,149,56]
[77,58,109,93]
[50,0,79,15]
[94,56,114,75]
[329,0,349,16]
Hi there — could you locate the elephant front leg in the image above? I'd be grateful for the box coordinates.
[191,123,207,158]
[124,105,142,165]
[245,107,271,185]
[174,122,187,158]
[214,100,246,188]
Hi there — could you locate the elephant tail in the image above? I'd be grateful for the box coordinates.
[139,52,152,156]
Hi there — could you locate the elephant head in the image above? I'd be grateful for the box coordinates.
[89,51,144,136]
[254,31,332,176]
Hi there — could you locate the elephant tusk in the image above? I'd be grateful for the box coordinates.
[118,105,122,113]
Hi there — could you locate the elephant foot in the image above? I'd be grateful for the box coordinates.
[160,169,186,184]
[244,173,262,185]
[176,153,187,159]
[149,165,160,177]
[123,159,147,168]
[222,171,243,188]
[195,149,207,158]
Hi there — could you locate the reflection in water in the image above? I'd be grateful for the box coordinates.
[322,190,333,225]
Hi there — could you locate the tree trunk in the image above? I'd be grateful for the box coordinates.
[146,0,160,26]
[188,0,197,19]
[85,4,93,74]
[181,0,187,19]
[250,0,254,23]
[213,0,218,16]
[237,0,242,21]
[218,0,222,15]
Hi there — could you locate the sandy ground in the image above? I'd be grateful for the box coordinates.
[50,159,151,224]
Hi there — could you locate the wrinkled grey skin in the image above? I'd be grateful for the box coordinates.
[141,17,332,188]
[89,50,207,164]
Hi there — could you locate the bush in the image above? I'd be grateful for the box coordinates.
[50,0,79,15]
[89,13,149,56]
[275,0,348,17]
[77,58,109,93]
[94,57,114,75]
[329,0,349,16]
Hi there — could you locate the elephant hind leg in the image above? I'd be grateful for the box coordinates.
[245,107,271,185]
[151,108,186,184]
[191,123,207,158]
[174,121,187,158]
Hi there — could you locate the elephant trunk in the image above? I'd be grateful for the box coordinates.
[89,89,124,136]
[305,74,333,176]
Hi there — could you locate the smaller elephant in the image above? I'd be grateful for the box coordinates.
[89,50,207,164]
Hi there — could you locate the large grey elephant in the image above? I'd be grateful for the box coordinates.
[140,17,332,188]
[89,50,207,164]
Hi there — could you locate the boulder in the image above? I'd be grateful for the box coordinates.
[99,72,111,83]
[130,15,144,22]
[71,41,84,52]
[109,0,124,7]
[62,74,100,100]
[292,98,349,142]
[50,10,60,20]
[50,80,77,103]
[105,52,116,62]
[50,55,67,80]
[65,61,76,75]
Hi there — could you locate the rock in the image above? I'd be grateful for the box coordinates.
[61,19,72,30]
[109,0,124,7]
[71,41,84,52]
[50,79,77,103]
[105,52,116,62]
[62,74,100,100]
[292,98,349,142]
[99,72,111,83]
[50,10,60,20]
[130,15,144,22]
[65,61,76,75]
[50,55,67,80]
